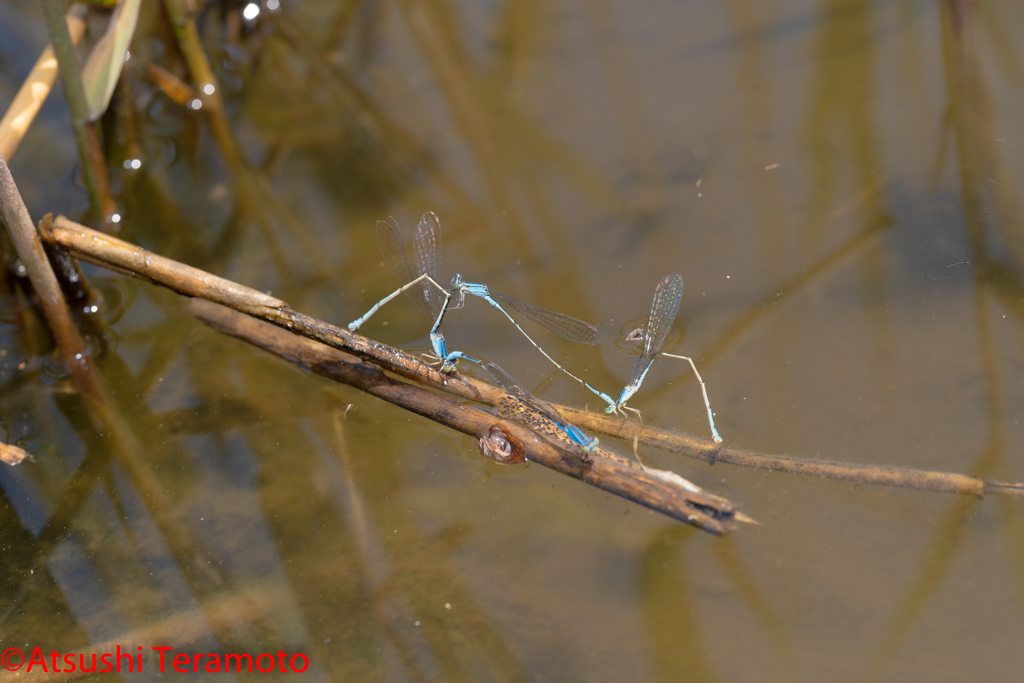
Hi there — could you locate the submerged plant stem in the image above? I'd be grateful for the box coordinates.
[0,156,99,396]
[39,0,107,219]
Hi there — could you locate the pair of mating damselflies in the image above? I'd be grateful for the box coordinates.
[348,211,723,445]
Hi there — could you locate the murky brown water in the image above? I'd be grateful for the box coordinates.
[2,0,1024,680]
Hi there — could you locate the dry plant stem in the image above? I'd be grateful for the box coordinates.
[48,216,289,312]
[0,5,87,159]
[565,406,997,497]
[37,214,733,530]
[190,299,737,534]
[39,0,103,218]
[0,159,100,396]
[44,217,1024,500]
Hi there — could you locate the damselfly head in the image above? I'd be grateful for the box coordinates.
[451,273,464,288]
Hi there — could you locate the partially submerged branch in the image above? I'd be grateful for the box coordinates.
[40,216,741,531]
[561,408,1012,497]
[42,216,1024,509]
[191,299,739,534]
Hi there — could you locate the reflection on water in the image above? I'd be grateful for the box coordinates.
[2,0,1024,680]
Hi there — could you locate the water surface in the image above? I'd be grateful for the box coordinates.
[1,0,1023,680]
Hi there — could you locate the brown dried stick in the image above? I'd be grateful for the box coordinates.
[191,299,739,534]
[43,215,740,532]
[46,216,474,391]
[566,407,996,496]
[43,216,1023,500]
